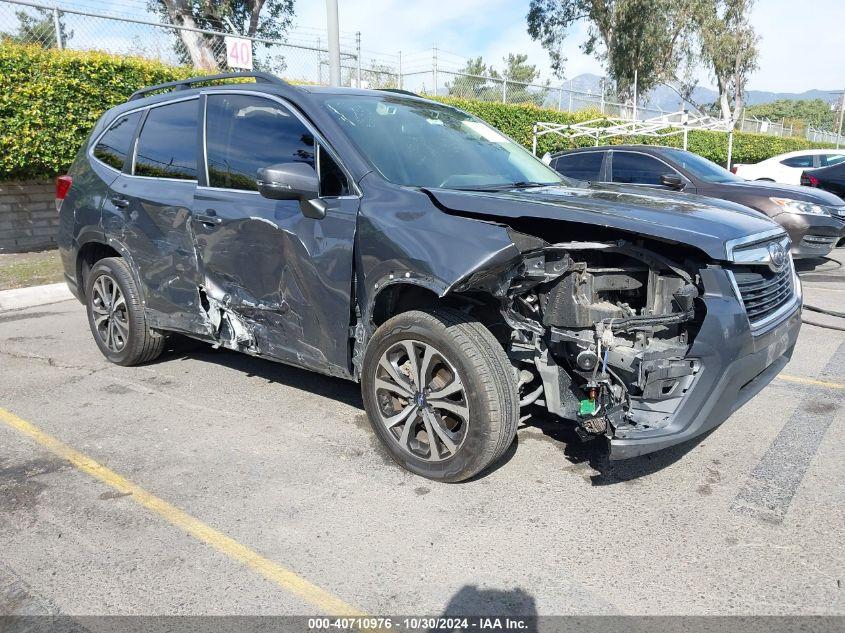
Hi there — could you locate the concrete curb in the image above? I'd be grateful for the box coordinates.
[0,283,74,312]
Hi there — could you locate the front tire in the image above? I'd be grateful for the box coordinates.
[361,308,518,482]
[85,257,165,366]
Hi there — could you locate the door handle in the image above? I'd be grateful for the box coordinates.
[110,195,129,209]
[193,210,221,227]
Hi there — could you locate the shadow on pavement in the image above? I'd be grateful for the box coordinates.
[519,408,715,486]
[153,337,713,485]
[430,585,539,632]
[155,335,364,410]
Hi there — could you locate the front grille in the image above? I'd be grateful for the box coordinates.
[731,265,794,325]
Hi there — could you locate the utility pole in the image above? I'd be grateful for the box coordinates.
[837,88,845,149]
[355,32,362,88]
[325,0,341,86]
[432,46,438,96]
[633,68,638,121]
[600,77,605,115]
[53,7,62,49]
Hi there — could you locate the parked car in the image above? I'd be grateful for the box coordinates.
[801,161,845,197]
[733,149,845,184]
[57,73,801,482]
[549,145,845,258]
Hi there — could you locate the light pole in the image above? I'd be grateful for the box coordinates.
[836,89,845,149]
[325,0,341,86]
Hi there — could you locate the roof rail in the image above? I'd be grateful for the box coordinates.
[376,88,421,98]
[129,71,288,101]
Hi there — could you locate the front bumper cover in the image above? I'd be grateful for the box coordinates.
[608,267,802,460]
[775,211,843,258]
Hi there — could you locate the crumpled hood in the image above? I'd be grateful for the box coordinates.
[424,184,781,260]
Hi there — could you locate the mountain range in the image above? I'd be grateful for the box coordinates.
[566,73,840,112]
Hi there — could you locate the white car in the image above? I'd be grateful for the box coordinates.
[733,149,845,185]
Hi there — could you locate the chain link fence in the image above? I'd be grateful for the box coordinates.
[0,0,384,86]
[399,63,666,120]
[1,0,843,146]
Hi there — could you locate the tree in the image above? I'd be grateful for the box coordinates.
[1,8,72,49]
[696,0,758,126]
[501,53,549,105]
[148,0,295,70]
[526,0,703,102]
[502,53,540,84]
[446,56,500,100]
[345,60,398,89]
[746,99,837,135]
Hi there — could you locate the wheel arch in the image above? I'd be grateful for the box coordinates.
[76,235,143,303]
[367,279,509,348]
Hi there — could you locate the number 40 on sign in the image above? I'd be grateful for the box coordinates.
[225,36,253,70]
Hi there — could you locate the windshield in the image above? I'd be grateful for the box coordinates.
[662,147,743,184]
[321,94,565,189]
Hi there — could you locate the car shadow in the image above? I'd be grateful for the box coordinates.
[519,407,714,486]
[156,336,364,409]
[152,337,708,485]
[794,253,842,276]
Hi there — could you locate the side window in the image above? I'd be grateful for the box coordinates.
[780,155,814,168]
[611,152,673,185]
[205,94,315,191]
[93,112,141,171]
[134,99,198,180]
[821,154,845,167]
[552,152,604,181]
[318,146,350,197]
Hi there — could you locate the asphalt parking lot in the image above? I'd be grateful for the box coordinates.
[0,250,843,617]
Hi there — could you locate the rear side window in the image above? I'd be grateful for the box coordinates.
[134,99,198,180]
[205,94,315,191]
[780,155,814,168]
[611,152,672,185]
[93,112,141,171]
[552,152,604,181]
[821,154,845,167]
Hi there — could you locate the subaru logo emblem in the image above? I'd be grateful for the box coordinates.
[767,242,787,272]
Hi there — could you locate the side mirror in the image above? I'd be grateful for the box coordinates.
[257,162,326,219]
[660,173,685,190]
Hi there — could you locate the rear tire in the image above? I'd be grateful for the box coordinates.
[85,257,165,366]
[361,307,518,482]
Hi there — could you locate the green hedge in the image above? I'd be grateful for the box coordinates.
[434,96,833,166]
[0,42,834,180]
[0,43,194,180]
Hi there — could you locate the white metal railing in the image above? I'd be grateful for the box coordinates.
[532,110,737,167]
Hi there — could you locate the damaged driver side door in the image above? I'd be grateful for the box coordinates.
[191,91,358,377]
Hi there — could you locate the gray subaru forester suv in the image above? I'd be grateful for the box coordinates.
[56,72,802,481]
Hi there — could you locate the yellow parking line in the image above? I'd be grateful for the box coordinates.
[777,374,845,390]
[0,406,364,616]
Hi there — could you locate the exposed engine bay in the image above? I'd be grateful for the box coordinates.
[500,240,703,441]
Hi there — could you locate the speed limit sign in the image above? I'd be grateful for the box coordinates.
[225,36,253,70]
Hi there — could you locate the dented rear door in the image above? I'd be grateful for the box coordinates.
[109,97,207,334]
[191,92,358,376]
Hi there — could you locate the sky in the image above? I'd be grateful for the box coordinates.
[292,0,845,93]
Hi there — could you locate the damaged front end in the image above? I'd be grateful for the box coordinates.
[496,237,706,448]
